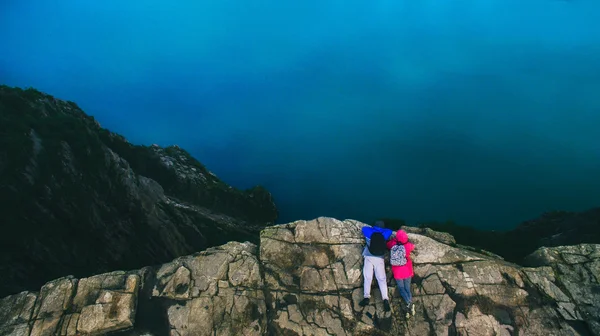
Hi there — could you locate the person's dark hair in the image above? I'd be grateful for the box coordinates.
[374,220,385,228]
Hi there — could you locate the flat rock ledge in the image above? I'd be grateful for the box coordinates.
[1,217,599,335]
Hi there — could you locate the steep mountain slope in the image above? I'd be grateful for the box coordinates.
[1,217,598,335]
[0,85,277,297]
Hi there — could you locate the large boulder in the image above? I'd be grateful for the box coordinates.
[0,272,139,336]
[149,242,267,336]
[260,218,378,335]
[1,217,599,335]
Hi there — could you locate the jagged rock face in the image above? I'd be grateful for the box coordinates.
[524,244,600,334]
[0,242,266,336]
[0,272,139,336]
[1,217,598,336]
[0,86,277,297]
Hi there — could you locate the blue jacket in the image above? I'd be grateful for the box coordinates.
[362,226,393,258]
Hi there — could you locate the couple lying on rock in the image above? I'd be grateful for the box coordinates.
[359,220,416,318]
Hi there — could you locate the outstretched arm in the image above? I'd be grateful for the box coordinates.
[361,226,374,239]
[363,226,393,240]
[381,228,393,240]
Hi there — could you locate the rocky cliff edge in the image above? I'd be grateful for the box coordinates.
[1,217,599,336]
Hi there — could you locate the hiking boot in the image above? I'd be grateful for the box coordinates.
[408,302,415,316]
[383,299,391,312]
[358,298,370,307]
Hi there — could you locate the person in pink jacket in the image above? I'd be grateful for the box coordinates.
[387,229,416,317]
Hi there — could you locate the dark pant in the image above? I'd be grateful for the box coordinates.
[395,277,412,304]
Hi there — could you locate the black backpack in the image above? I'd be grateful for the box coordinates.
[368,232,387,256]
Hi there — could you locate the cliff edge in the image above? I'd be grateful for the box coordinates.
[1,217,598,336]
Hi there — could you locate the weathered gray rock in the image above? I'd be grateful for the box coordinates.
[455,306,513,336]
[1,217,599,335]
[0,292,37,336]
[524,244,600,332]
[75,272,139,335]
[0,272,138,336]
[260,218,599,335]
[151,241,267,336]
[401,225,457,245]
[260,218,366,294]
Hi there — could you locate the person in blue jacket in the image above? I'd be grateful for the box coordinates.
[359,220,393,311]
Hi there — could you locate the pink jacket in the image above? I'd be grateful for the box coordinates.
[386,230,415,279]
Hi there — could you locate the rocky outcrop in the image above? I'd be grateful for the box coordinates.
[524,244,600,334]
[0,85,277,297]
[0,241,265,336]
[1,217,598,335]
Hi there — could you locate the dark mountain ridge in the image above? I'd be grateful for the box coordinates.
[381,206,600,263]
[0,85,277,297]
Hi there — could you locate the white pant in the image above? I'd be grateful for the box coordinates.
[363,256,389,300]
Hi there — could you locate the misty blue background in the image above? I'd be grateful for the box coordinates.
[1,0,600,229]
